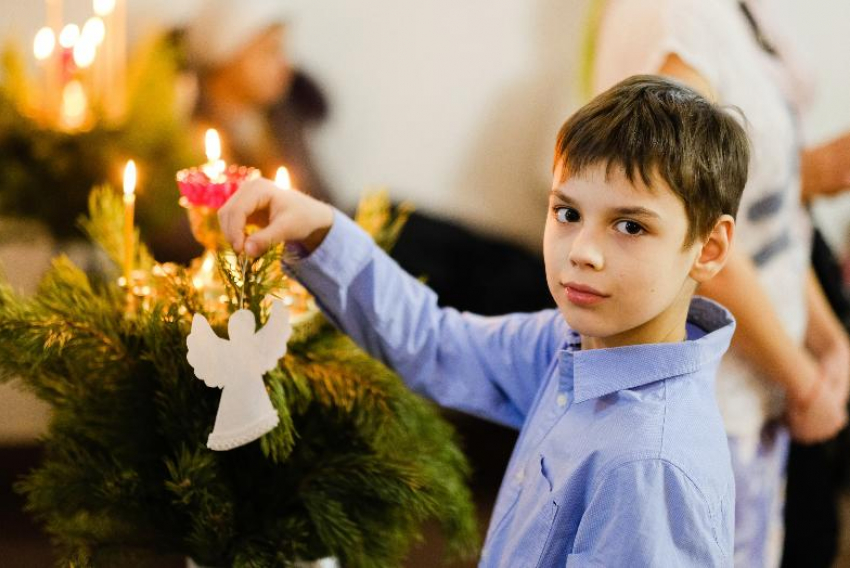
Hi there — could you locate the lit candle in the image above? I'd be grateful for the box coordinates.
[82,17,105,104]
[123,160,137,290]
[73,33,97,69]
[176,130,259,212]
[33,27,56,60]
[82,16,105,45]
[203,129,226,181]
[33,27,56,118]
[274,166,292,190]
[113,0,127,120]
[58,23,79,85]
[92,0,115,15]
[60,79,88,130]
[93,0,124,120]
[45,0,63,121]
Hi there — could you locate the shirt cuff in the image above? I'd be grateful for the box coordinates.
[283,208,375,289]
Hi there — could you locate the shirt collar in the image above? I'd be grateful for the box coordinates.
[559,297,735,404]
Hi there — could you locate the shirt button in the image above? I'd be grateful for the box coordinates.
[556,393,568,407]
[515,470,525,483]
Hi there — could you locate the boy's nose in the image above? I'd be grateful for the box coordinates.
[568,229,605,271]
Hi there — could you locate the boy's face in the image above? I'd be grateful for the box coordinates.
[544,163,702,349]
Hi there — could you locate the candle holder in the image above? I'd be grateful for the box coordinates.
[176,164,260,251]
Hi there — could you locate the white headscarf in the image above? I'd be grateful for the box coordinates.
[187,0,297,69]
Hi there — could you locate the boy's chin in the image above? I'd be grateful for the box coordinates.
[560,309,618,339]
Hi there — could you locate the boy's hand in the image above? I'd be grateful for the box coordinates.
[218,177,334,257]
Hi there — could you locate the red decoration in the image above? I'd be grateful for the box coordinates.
[176,165,260,209]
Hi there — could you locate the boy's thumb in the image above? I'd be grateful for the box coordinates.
[244,239,261,257]
[243,218,286,257]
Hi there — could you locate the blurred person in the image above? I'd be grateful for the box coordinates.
[590,1,850,566]
[186,0,331,202]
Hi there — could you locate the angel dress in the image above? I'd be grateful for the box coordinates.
[187,300,292,450]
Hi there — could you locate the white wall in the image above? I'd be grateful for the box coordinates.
[1,0,849,253]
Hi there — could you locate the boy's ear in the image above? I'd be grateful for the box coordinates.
[690,215,735,283]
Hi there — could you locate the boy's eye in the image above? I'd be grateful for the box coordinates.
[614,220,645,236]
[555,206,580,224]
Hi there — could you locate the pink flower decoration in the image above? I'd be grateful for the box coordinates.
[176,165,260,209]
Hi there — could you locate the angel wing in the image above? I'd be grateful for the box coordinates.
[187,313,232,388]
[252,300,293,373]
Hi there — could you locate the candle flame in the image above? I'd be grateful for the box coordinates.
[205,129,222,162]
[73,36,97,68]
[82,17,106,46]
[59,24,80,49]
[93,0,116,17]
[33,27,56,61]
[60,80,88,130]
[274,167,291,190]
[124,160,137,197]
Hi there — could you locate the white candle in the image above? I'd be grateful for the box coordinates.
[60,80,87,130]
[58,23,79,49]
[73,34,97,69]
[45,0,63,121]
[33,27,56,60]
[92,0,115,16]
[33,27,56,118]
[123,159,137,289]
[81,17,105,105]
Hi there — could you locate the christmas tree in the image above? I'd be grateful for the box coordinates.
[0,188,478,567]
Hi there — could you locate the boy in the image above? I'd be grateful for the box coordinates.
[219,75,749,566]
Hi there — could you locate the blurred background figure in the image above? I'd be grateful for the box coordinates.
[185,0,332,203]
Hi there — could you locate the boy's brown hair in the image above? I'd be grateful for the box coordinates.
[554,74,749,245]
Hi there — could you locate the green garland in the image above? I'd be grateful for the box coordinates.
[0,189,478,567]
[0,36,200,239]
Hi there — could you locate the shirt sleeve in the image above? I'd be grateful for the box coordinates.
[284,209,567,429]
[566,459,729,567]
[593,0,726,94]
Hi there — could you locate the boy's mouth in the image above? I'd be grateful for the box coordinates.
[563,282,609,306]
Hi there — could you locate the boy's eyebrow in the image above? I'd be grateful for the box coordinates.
[549,189,662,220]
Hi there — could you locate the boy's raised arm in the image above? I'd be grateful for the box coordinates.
[218,179,566,428]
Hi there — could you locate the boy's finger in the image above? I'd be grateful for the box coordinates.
[244,215,288,257]
[220,180,271,252]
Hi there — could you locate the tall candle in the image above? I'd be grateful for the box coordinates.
[46,0,63,120]
[113,0,126,119]
[60,79,88,130]
[123,160,136,289]
[58,23,79,85]
[33,27,56,119]
[81,16,106,105]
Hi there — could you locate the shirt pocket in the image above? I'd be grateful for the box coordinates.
[500,454,560,567]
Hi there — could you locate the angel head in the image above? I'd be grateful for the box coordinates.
[228,309,257,341]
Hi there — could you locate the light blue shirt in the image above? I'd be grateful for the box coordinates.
[284,210,736,567]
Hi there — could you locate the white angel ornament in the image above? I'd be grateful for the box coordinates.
[186,300,292,451]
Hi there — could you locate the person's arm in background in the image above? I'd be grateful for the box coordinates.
[791,268,850,438]
[658,54,849,443]
[801,133,850,200]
